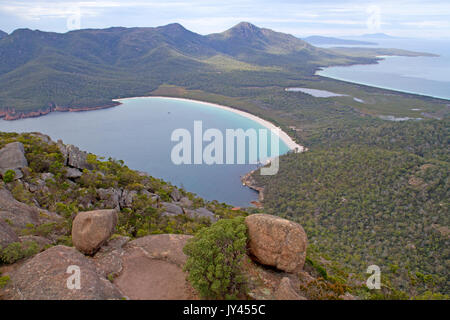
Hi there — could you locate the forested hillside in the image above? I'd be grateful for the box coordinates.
[252,118,449,298]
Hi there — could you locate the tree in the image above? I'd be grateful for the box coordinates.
[183,217,248,299]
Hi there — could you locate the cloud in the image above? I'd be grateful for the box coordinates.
[0,0,449,38]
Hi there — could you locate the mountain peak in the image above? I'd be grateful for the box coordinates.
[231,22,260,32]
[158,23,188,32]
[225,22,263,39]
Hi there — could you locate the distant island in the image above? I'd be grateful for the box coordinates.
[303,35,377,46]
[360,32,398,39]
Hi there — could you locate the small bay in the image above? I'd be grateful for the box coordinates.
[316,38,450,100]
[0,97,290,207]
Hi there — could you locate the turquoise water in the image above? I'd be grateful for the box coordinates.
[0,97,290,207]
[317,38,450,100]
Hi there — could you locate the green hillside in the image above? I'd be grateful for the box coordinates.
[252,118,449,298]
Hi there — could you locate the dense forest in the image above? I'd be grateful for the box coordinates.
[253,118,449,298]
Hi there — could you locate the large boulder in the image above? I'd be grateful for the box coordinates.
[0,188,40,229]
[65,167,82,179]
[245,214,307,273]
[161,202,184,216]
[0,188,62,242]
[0,220,19,249]
[72,209,118,255]
[66,145,93,170]
[185,207,218,222]
[178,197,193,208]
[0,142,28,179]
[4,246,123,300]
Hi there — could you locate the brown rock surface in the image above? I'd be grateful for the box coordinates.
[0,188,40,229]
[245,214,307,273]
[4,246,123,300]
[0,220,19,249]
[72,209,118,255]
[113,234,197,300]
[274,277,307,300]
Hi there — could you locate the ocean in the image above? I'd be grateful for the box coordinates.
[316,38,450,100]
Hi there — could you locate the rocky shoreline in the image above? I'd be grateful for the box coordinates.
[0,102,120,121]
[241,169,265,208]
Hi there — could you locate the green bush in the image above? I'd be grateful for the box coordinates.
[0,241,39,264]
[183,217,248,299]
[2,169,16,183]
[0,275,10,288]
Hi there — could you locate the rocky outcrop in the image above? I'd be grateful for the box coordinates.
[119,189,137,208]
[185,208,218,222]
[178,197,193,208]
[56,140,68,165]
[66,145,93,170]
[4,246,123,300]
[97,188,121,209]
[170,188,182,202]
[72,210,118,255]
[127,234,192,267]
[0,220,19,249]
[274,277,306,300]
[19,235,53,251]
[0,188,40,229]
[245,214,307,273]
[241,169,265,203]
[92,234,197,300]
[113,234,197,300]
[0,142,28,179]
[65,167,82,179]
[0,108,53,121]
[161,202,184,216]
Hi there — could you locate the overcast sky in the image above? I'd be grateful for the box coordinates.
[0,0,449,38]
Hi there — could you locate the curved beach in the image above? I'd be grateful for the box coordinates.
[113,96,305,153]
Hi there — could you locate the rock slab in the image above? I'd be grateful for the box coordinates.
[5,246,123,300]
[0,142,28,179]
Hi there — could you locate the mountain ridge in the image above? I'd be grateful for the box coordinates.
[0,22,439,118]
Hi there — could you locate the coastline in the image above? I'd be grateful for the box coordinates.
[0,102,120,121]
[113,96,306,153]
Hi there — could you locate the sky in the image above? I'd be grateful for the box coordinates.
[0,0,449,39]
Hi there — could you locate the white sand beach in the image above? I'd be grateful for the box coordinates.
[113,96,305,153]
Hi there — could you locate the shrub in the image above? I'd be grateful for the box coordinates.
[0,275,10,288]
[2,169,16,183]
[0,242,24,264]
[183,217,248,299]
[0,241,39,264]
